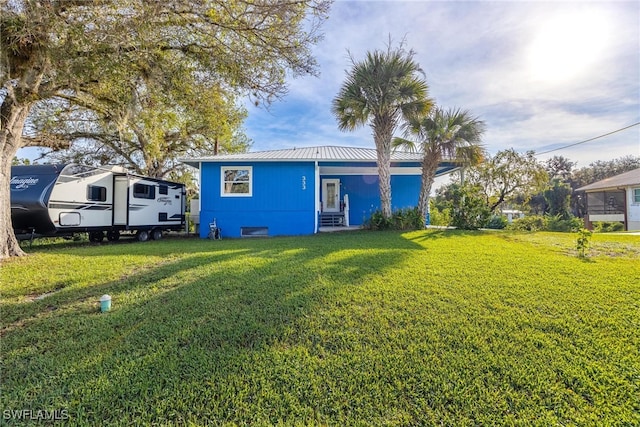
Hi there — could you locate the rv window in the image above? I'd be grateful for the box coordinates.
[159,185,168,195]
[87,185,107,202]
[221,166,252,197]
[133,183,156,199]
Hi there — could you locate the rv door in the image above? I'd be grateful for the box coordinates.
[113,175,128,225]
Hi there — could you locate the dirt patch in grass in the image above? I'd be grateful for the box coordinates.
[24,289,63,302]
[590,242,640,257]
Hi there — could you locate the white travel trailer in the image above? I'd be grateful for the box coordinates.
[11,164,186,242]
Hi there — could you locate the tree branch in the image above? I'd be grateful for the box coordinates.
[22,134,70,150]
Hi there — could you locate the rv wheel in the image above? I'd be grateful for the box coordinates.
[151,229,163,240]
[89,231,104,243]
[107,231,120,242]
[136,230,150,242]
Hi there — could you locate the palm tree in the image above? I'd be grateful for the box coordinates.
[393,107,486,223]
[332,45,432,218]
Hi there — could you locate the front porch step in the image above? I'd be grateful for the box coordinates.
[320,212,345,227]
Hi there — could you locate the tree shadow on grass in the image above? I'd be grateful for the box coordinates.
[0,249,252,329]
[2,232,421,425]
[2,232,424,326]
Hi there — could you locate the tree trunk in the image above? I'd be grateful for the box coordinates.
[418,153,440,224]
[0,104,32,260]
[1,49,50,259]
[373,117,394,218]
[490,192,507,213]
[377,144,392,218]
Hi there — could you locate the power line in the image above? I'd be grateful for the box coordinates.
[536,121,640,155]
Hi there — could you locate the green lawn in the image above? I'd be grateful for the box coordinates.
[1,230,639,426]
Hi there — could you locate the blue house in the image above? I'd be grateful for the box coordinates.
[182,146,459,238]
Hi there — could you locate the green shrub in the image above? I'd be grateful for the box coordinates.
[365,210,391,230]
[547,215,584,232]
[365,207,424,231]
[592,221,624,232]
[445,184,491,230]
[486,215,507,229]
[576,228,593,257]
[568,216,585,232]
[507,215,549,232]
[508,215,584,232]
[396,207,425,230]
[428,203,451,226]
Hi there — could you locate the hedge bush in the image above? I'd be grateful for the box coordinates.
[428,204,451,226]
[365,207,424,231]
[486,215,508,229]
[592,221,625,232]
[507,215,584,232]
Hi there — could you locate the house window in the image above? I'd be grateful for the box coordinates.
[634,188,640,203]
[133,183,155,199]
[221,167,252,197]
[87,185,107,202]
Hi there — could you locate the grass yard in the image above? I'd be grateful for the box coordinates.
[1,230,639,426]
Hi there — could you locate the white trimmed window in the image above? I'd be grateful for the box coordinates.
[634,188,640,203]
[221,166,252,197]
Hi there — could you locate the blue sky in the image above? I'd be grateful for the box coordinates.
[244,0,640,168]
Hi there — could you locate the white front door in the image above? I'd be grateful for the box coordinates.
[322,179,340,212]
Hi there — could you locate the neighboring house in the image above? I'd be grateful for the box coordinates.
[181,146,460,238]
[501,209,525,223]
[576,167,640,231]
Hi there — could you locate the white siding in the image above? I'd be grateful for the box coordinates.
[627,186,640,230]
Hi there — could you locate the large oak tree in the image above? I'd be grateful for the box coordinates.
[29,75,251,178]
[1,0,331,259]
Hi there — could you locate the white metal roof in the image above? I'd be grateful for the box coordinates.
[181,146,426,166]
[576,168,640,192]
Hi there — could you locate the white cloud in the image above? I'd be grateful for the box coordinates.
[243,1,640,166]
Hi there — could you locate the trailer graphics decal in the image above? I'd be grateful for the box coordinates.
[10,176,39,191]
[157,197,173,206]
[48,202,112,211]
